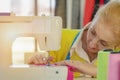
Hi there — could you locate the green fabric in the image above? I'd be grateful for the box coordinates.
[97,50,110,80]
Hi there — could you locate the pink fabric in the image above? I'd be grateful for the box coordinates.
[67,66,74,80]
[108,53,120,80]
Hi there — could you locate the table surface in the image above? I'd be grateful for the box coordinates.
[74,77,97,80]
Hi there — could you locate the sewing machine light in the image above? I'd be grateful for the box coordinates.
[10,64,30,68]
[12,37,35,64]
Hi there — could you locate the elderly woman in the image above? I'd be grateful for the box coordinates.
[28,1,120,77]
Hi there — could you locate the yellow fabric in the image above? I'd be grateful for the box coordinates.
[49,29,80,62]
[49,29,98,77]
[71,51,84,77]
[71,51,97,77]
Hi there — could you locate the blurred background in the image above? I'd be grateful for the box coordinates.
[11,0,110,29]
[0,0,115,29]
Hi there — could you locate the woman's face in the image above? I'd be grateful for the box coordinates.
[86,20,115,54]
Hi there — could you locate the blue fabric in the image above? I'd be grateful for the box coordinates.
[104,0,109,4]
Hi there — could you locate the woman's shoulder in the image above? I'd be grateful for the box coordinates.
[62,29,80,38]
[62,28,80,33]
[61,29,81,47]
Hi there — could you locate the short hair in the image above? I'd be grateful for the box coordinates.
[93,0,120,49]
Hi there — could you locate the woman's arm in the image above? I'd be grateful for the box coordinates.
[55,60,97,77]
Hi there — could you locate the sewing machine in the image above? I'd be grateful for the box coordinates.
[0,16,71,80]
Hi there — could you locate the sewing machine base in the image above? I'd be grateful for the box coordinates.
[1,65,68,80]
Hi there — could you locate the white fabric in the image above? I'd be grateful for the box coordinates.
[70,23,97,63]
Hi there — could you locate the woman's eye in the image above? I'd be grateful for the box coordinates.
[91,30,96,36]
[100,40,108,47]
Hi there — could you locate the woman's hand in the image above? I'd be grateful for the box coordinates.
[55,60,97,76]
[28,54,53,65]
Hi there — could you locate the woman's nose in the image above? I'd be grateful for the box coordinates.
[90,37,99,49]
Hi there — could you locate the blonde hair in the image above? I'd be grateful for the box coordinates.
[93,0,120,49]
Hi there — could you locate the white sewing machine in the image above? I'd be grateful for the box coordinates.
[0,16,69,80]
